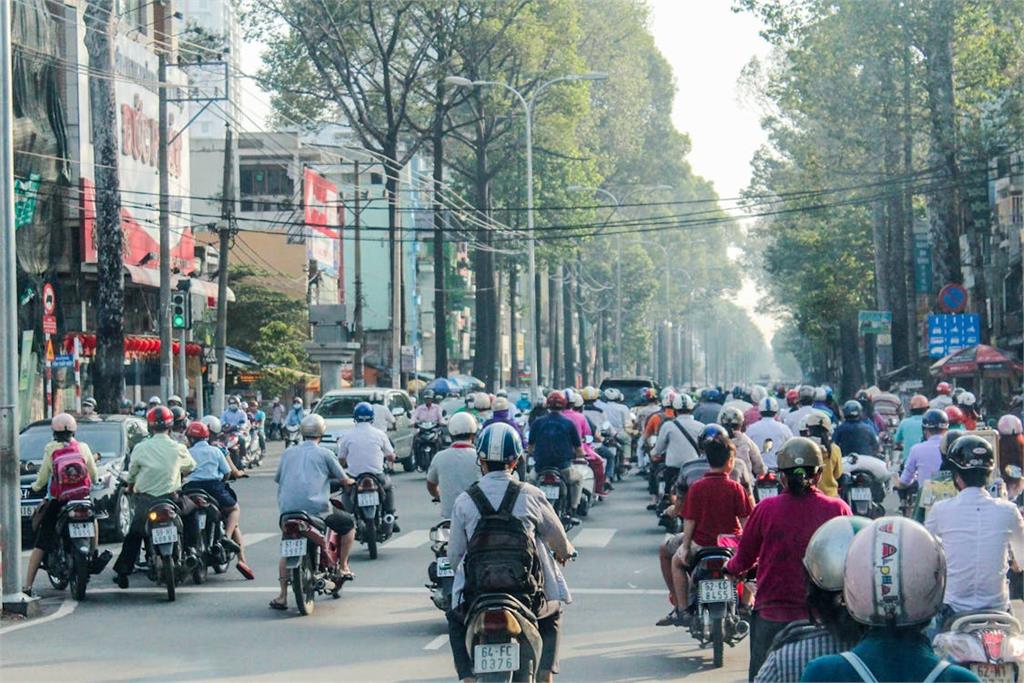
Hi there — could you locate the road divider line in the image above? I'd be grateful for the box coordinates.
[423,635,448,650]
[386,530,430,549]
[85,585,665,596]
[243,532,277,546]
[0,598,77,635]
[571,528,616,548]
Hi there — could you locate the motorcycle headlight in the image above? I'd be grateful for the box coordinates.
[429,526,450,543]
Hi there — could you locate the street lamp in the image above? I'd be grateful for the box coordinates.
[447,72,607,399]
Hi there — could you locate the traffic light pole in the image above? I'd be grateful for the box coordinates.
[177,326,187,406]
[158,46,172,399]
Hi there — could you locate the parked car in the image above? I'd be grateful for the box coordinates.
[19,415,148,543]
[599,377,662,408]
[314,388,417,470]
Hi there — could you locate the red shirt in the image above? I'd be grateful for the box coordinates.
[682,471,753,547]
[725,488,851,622]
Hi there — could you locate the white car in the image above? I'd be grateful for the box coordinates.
[314,388,416,470]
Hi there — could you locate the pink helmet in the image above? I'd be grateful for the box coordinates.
[52,412,78,434]
[843,517,946,627]
[998,414,1023,436]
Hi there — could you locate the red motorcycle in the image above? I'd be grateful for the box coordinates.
[278,499,350,615]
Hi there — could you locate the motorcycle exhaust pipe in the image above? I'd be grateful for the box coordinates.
[734,619,750,639]
[383,513,396,526]
[314,578,327,592]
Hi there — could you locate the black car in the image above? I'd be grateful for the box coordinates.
[19,415,148,542]
[599,377,662,408]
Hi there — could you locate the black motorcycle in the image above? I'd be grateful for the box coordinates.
[535,467,577,530]
[840,455,888,519]
[685,545,750,668]
[181,486,240,583]
[427,519,454,611]
[414,421,443,472]
[350,473,394,559]
[143,497,193,602]
[44,499,106,600]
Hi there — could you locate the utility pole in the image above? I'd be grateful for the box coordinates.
[214,124,233,414]
[157,17,172,399]
[353,160,364,386]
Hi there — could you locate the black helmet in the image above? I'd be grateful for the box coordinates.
[170,405,187,429]
[698,424,733,463]
[946,435,995,473]
[922,408,949,430]
[842,400,862,420]
[422,389,435,401]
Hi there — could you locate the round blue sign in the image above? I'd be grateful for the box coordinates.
[938,283,968,314]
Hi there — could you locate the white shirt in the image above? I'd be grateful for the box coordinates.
[602,402,633,432]
[926,487,1024,612]
[929,395,953,410]
[337,422,394,476]
[371,404,395,432]
[783,405,816,433]
[746,417,794,469]
[652,415,705,468]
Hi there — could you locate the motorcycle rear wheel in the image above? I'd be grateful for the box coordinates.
[711,617,724,668]
[292,555,316,615]
[365,519,378,560]
[46,550,69,591]
[162,555,177,602]
[69,550,89,601]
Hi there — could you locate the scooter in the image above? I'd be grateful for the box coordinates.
[181,486,241,584]
[143,497,192,602]
[535,468,578,530]
[350,473,394,559]
[571,456,596,518]
[685,542,750,668]
[414,421,443,472]
[754,470,783,503]
[427,519,454,611]
[43,499,108,600]
[840,454,889,518]
[279,499,351,615]
[284,423,301,448]
[933,611,1024,683]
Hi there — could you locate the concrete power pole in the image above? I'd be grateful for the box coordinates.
[157,27,172,399]
[213,124,233,415]
[352,161,364,386]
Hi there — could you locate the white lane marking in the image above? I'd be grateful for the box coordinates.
[386,530,430,549]
[84,586,665,596]
[243,532,277,546]
[571,528,616,548]
[423,635,448,651]
[0,599,77,635]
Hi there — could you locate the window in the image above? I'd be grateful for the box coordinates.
[239,166,293,197]
[388,392,411,415]
[370,172,383,185]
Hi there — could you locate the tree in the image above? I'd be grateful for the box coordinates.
[225,265,307,359]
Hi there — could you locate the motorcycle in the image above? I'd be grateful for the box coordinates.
[181,486,239,584]
[685,542,750,668]
[414,421,443,472]
[933,611,1024,683]
[143,497,191,602]
[284,423,301,448]
[43,499,107,600]
[243,421,263,468]
[654,464,681,533]
[598,422,625,483]
[221,425,246,470]
[279,499,351,615]
[840,454,889,518]
[754,470,783,503]
[898,481,920,518]
[350,473,394,559]
[427,519,454,611]
[571,455,596,518]
[535,468,578,530]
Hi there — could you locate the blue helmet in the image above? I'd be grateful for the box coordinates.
[476,422,523,463]
[354,402,374,423]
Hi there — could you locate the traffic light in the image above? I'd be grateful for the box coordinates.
[171,282,191,329]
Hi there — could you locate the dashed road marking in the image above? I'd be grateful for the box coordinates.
[423,635,448,650]
[386,530,431,549]
[243,532,277,546]
[571,528,616,548]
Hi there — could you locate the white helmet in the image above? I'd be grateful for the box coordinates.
[750,385,768,403]
[571,391,584,408]
[200,415,222,435]
[300,413,327,438]
[957,391,976,407]
[672,393,695,412]
[844,517,946,627]
[759,396,780,415]
[998,414,1023,436]
[148,395,162,406]
[802,516,872,592]
[473,393,492,411]
[447,412,479,438]
[492,396,510,412]
[167,395,183,407]
[814,387,827,402]
[52,412,78,434]
[661,390,676,408]
[495,389,508,398]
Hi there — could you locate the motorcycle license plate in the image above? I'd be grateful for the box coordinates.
[358,492,380,507]
[436,556,455,578]
[541,485,560,501]
[699,579,733,603]
[20,504,36,517]
[851,487,873,501]
[757,487,778,500]
[970,663,1014,683]
[197,513,207,529]
[280,539,306,557]
[474,642,520,674]
[151,525,178,545]
[68,522,93,538]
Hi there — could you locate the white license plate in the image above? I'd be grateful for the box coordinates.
[699,578,733,603]
[851,487,873,501]
[20,504,36,517]
[473,642,520,674]
[280,538,306,557]
[436,557,455,578]
[197,513,207,529]
[757,487,778,500]
[971,663,1015,683]
[358,492,380,507]
[541,485,560,501]
[68,522,93,538]
[151,525,178,544]
[658,480,666,495]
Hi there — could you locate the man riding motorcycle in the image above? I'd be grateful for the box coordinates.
[221,396,250,462]
[528,392,585,521]
[898,408,948,492]
[649,393,703,509]
[799,412,844,498]
[832,400,879,458]
[284,397,306,431]
[426,413,481,518]
[783,385,817,433]
[745,397,793,470]
[893,394,930,455]
[337,402,399,531]
[720,406,766,477]
[413,389,443,426]
[930,381,954,410]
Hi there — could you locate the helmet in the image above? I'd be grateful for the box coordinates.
[910,394,929,410]
[465,393,475,406]
[170,406,187,428]
[476,422,523,463]
[814,387,827,402]
[250,400,259,408]
[167,395,183,407]
[495,389,508,398]
[750,385,767,403]
[944,405,965,426]
[759,396,780,415]
[580,386,600,402]
[922,408,949,430]
[185,421,210,441]
[802,411,833,433]
[602,387,619,402]
[227,396,239,407]
[998,414,1023,436]
[134,401,147,412]
[300,413,327,438]
[777,436,823,470]
[798,385,815,401]
[571,391,584,409]
[936,381,952,395]
[803,516,873,592]
[241,401,249,411]
[946,434,995,473]
[672,393,695,413]
[52,412,78,434]
[546,392,567,410]
[82,397,97,409]
[119,398,132,411]
[473,393,492,411]
[642,387,658,402]
[292,397,303,406]
[422,389,435,401]
[939,430,963,457]
[661,390,677,408]
[492,396,510,412]
[957,391,976,407]
[353,402,374,423]
[786,388,799,406]
[147,406,174,430]
[844,517,946,627]
[719,406,744,427]
[842,400,862,420]
[200,415,222,435]
[698,424,733,461]
[148,395,162,406]
[448,412,479,438]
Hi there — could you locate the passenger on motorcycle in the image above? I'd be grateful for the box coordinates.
[112,407,197,588]
[601,388,634,435]
[562,389,610,497]
[447,423,576,683]
[338,402,399,530]
[744,386,769,428]
[694,388,724,424]
[169,406,189,445]
[833,401,879,458]
[894,394,930,455]
[954,391,979,430]
[21,413,106,596]
[930,381,954,410]
[802,517,976,682]
[799,412,844,498]
[528,392,585,520]
[657,425,753,627]
[183,421,254,580]
[720,406,766,477]
[270,414,356,610]
[854,391,886,435]
[784,385,817,433]
[945,405,967,432]
[898,408,948,491]
[427,413,481,518]
[413,389,443,425]
[724,437,851,681]
[746,397,793,470]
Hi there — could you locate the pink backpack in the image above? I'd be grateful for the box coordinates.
[49,441,92,502]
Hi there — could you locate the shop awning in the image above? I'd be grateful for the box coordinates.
[186,277,235,302]
[122,266,235,302]
[225,346,259,369]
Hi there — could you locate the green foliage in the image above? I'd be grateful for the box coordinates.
[226,265,311,371]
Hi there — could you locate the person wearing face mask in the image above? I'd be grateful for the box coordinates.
[799,412,843,498]
[284,397,306,429]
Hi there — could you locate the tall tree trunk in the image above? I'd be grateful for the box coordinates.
[535,267,544,387]
[577,259,587,385]
[839,316,865,399]
[84,0,124,412]
[550,270,560,386]
[902,22,919,367]
[882,53,910,369]
[470,140,496,389]
[562,265,574,387]
[509,262,518,385]
[431,97,448,379]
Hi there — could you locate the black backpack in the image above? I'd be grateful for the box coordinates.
[463,481,544,609]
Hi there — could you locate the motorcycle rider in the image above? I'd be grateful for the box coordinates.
[641,390,676,476]
[563,389,610,498]
[270,414,356,610]
[21,413,106,596]
[784,385,817,433]
[811,387,836,422]
[79,396,99,421]
[832,400,879,457]
[785,388,799,413]
[284,397,306,433]
[650,394,704,508]
[898,408,949,491]
[894,394,930,454]
[694,388,722,424]
[248,400,266,453]
[221,396,250,462]
[413,389,443,426]
[426,413,481,518]
[147,395,162,409]
[516,391,533,416]
[471,392,493,423]
[528,392,585,520]
[930,381,955,410]
[337,402,399,530]
[746,397,793,470]
[754,516,870,683]
[724,437,851,681]
[802,517,976,683]
[744,386,768,428]
[118,398,133,415]
[799,412,844,498]
[169,406,189,445]
[945,405,967,431]
[182,421,254,580]
[720,405,766,477]
[111,407,197,588]
[955,391,979,430]
[446,422,576,683]
[269,397,284,440]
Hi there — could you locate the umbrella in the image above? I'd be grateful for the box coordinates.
[426,377,454,395]
[930,344,1024,378]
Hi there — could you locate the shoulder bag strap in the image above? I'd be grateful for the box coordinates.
[922,660,950,683]
[497,480,521,514]
[839,652,878,683]
[467,484,496,517]
[671,419,701,454]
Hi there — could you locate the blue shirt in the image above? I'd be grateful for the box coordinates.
[802,630,978,682]
[528,412,581,470]
[833,420,879,457]
[186,440,230,482]
[894,414,925,450]
[285,406,305,426]
[516,398,532,413]
[221,407,248,428]
[274,440,345,517]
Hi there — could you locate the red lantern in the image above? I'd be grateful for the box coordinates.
[172,342,180,355]
[148,339,159,354]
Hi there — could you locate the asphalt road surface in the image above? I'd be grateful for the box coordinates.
[3,442,749,682]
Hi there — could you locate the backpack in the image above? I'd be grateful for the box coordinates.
[49,441,92,502]
[462,481,543,609]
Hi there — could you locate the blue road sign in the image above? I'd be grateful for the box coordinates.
[927,313,980,359]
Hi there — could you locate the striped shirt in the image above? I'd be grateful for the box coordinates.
[754,621,846,683]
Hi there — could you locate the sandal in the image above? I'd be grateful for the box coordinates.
[268,597,287,610]
[236,561,255,580]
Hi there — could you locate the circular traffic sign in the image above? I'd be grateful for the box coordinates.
[42,283,56,315]
[938,283,968,314]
